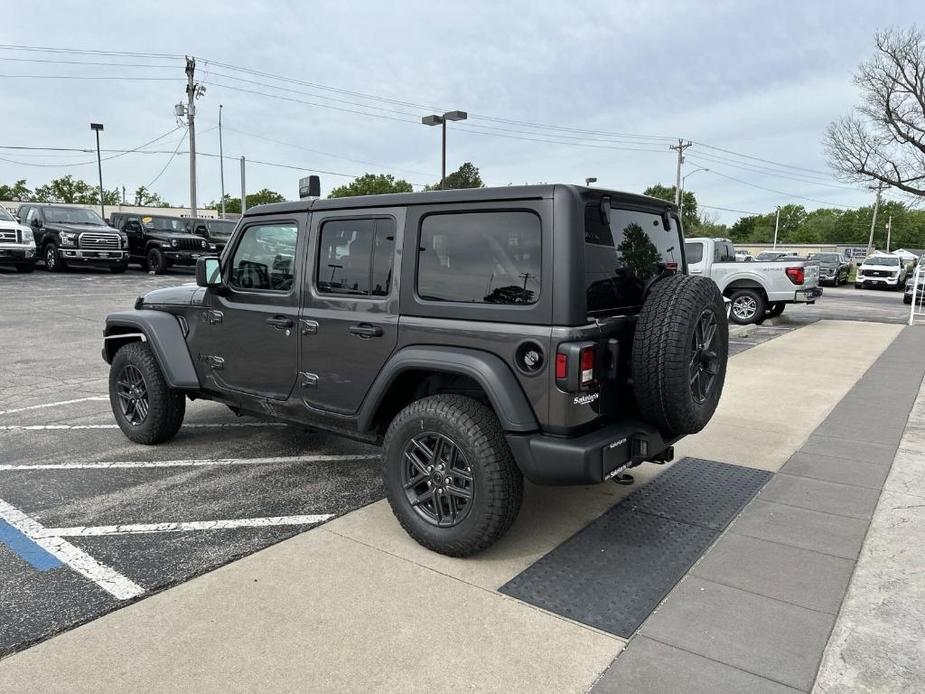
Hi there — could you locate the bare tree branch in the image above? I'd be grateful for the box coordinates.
[826,26,925,196]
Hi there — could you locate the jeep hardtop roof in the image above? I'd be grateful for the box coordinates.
[245,184,676,216]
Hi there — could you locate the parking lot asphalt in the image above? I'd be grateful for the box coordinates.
[0,266,918,663]
[0,266,381,656]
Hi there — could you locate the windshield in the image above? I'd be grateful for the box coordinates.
[585,205,683,315]
[209,220,236,237]
[813,253,841,263]
[0,208,13,222]
[44,207,105,225]
[140,216,188,233]
[865,255,900,266]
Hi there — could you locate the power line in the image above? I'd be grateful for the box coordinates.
[700,168,859,209]
[0,73,182,82]
[0,56,181,69]
[685,153,860,191]
[145,129,188,188]
[0,45,181,60]
[220,125,434,178]
[690,140,833,177]
[0,127,183,168]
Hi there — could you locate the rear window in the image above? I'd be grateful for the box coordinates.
[417,211,541,304]
[585,205,683,315]
[685,241,704,264]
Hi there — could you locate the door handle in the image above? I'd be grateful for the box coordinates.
[266,316,294,329]
[349,323,383,338]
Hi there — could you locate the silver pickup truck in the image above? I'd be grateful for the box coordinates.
[685,237,822,324]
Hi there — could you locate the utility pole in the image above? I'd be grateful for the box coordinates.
[669,139,692,206]
[772,206,781,249]
[122,186,126,205]
[218,104,226,219]
[866,183,884,257]
[886,215,892,253]
[183,56,205,218]
[240,156,246,214]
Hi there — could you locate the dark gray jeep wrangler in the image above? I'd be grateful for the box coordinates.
[102,185,728,555]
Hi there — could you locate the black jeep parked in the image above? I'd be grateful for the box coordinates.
[110,212,209,274]
[16,203,128,273]
[184,217,237,255]
[102,185,728,555]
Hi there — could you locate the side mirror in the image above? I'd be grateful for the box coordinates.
[196,256,222,288]
[31,218,42,229]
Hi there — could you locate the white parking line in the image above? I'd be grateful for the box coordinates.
[0,498,145,600]
[0,453,379,471]
[0,396,109,416]
[0,422,288,431]
[38,515,335,537]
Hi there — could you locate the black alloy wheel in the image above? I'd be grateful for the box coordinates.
[115,363,149,426]
[689,308,720,404]
[401,432,474,528]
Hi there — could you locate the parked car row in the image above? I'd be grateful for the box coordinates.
[0,203,237,275]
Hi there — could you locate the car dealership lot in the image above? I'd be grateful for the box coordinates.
[0,266,917,659]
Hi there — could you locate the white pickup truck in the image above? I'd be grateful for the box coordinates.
[685,237,822,324]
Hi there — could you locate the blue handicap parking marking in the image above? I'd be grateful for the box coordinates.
[0,519,62,572]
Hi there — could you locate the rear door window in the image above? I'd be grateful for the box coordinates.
[585,205,683,315]
[316,218,395,297]
[417,211,541,304]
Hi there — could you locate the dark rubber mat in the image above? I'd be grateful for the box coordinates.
[499,458,771,637]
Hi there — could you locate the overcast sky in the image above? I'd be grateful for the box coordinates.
[2,1,923,223]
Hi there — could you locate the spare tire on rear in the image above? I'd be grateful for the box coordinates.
[631,274,728,436]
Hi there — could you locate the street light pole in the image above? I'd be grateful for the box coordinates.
[218,104,226,219]
[90,123,105,219]
[772,206,781,250]
[422,110,467,188]
[679,167,709,223]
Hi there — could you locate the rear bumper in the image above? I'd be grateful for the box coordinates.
[793,286,823,303]
[506,420,678,485]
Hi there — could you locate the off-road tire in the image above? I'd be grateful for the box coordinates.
[728,287,766,325]
[382,394,523,557]
[766,302,785,318]
[632,274,728,437]
[147,247,167,275]
[44,243,65,272]
[109,342,185,444]
[15,263,35,273]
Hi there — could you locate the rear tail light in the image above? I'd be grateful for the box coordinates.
[785,266,805,285]
[555,353,568,380]
[555,342,598,392]
[580,346,596,387]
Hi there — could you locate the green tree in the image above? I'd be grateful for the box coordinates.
[328,173,413,198]
[133,186,170,207]
[33,175,96,204]
[643,183,699,232]
[210,188,286,214]
[428,162,484,190]
[0,179,31,201]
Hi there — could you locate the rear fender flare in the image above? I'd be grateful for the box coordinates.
[103,310,199,389]
[358,346,539,433]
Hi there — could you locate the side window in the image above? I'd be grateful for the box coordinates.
[316,218,395,297]
[714,242,734,263]
[228,222,298,292]
[22,207,35,225]
[685,241,704,265]
[418,211,541,305]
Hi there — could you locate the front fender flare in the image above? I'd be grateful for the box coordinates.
[357,346,539,433]
[103,310,199,389]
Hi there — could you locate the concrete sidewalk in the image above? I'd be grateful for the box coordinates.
[0,320,914,693]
